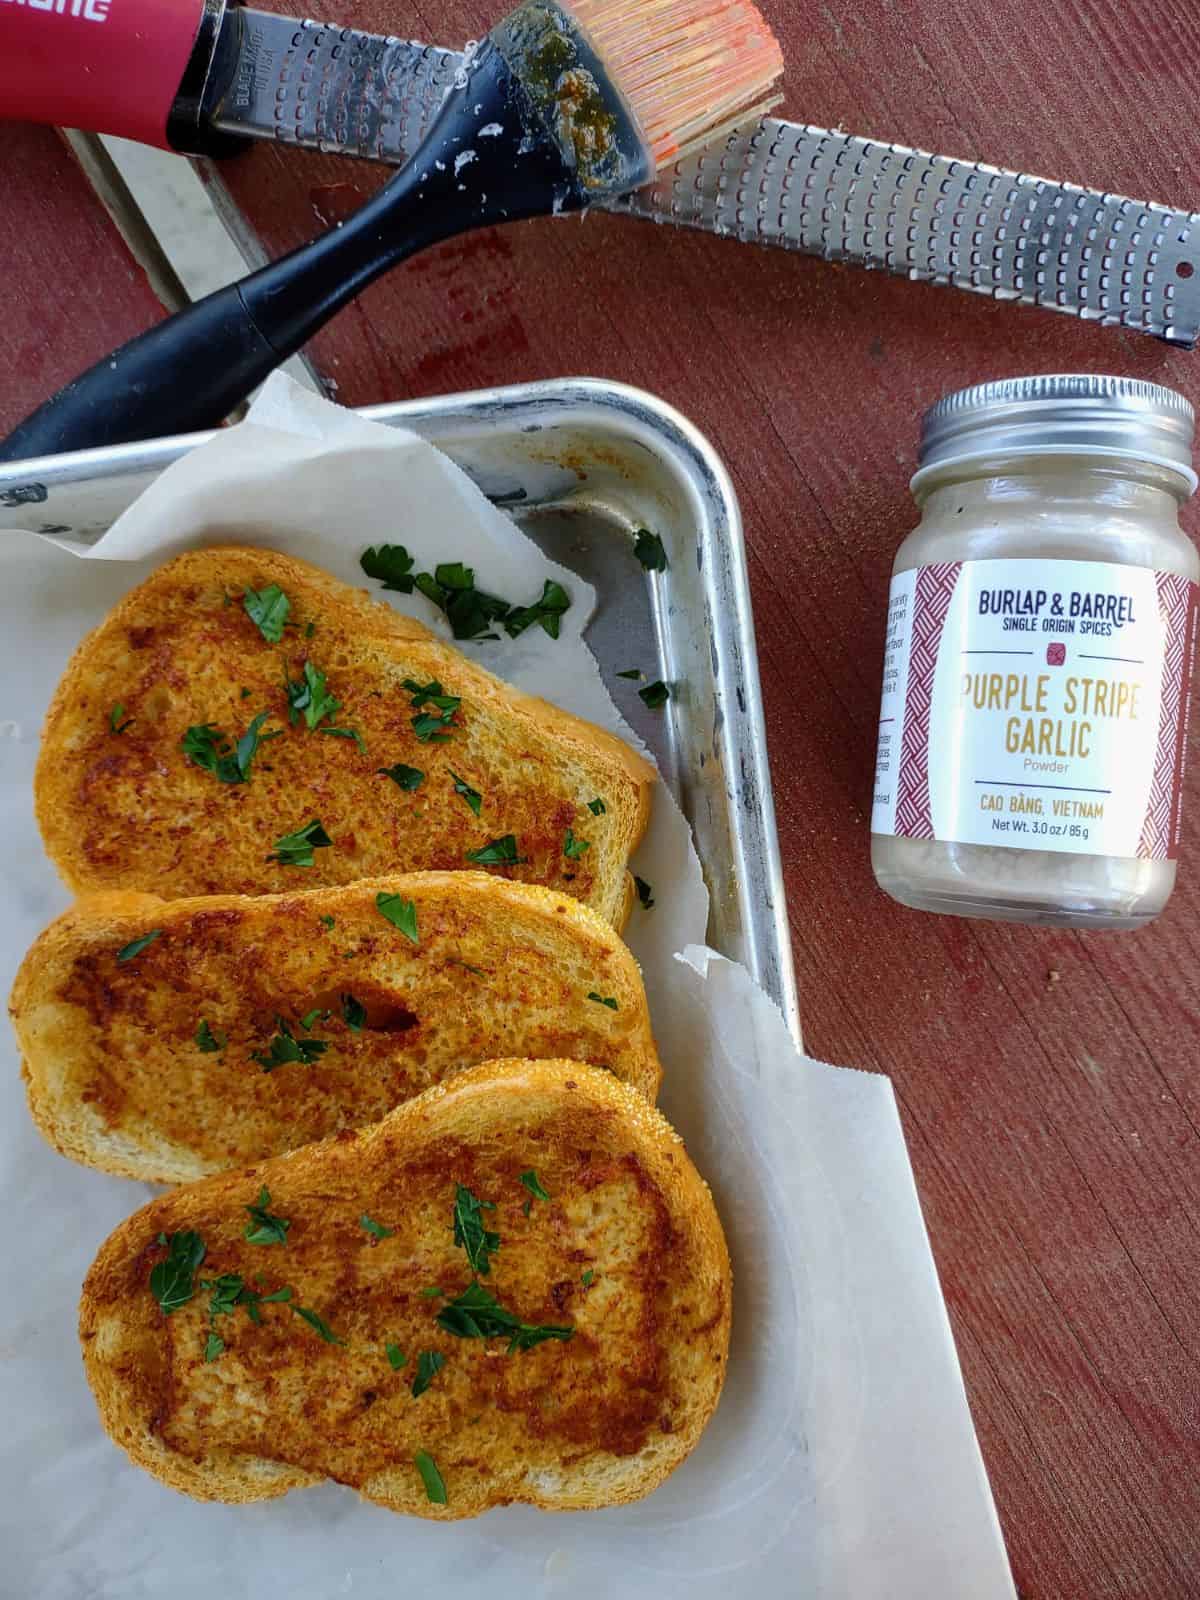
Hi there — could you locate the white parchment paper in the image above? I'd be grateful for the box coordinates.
[0,377,1014,1600]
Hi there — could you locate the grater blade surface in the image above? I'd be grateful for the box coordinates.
[214,13,1200,346]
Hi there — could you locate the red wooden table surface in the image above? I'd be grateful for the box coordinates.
[5,1,1200,1593]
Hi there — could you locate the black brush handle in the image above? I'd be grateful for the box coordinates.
[0,38,579,463]
[0,220,391,460]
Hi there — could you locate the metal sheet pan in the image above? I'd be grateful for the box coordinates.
[0,378,797,1039]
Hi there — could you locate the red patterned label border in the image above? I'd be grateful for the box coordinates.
[1138,574,1198,861]
[895,561,961,839]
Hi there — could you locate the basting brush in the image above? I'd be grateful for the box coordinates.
[0,0,782,461]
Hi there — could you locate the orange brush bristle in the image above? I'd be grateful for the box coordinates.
[566,0,784,170]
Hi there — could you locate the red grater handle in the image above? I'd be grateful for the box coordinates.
[0,0,207,149]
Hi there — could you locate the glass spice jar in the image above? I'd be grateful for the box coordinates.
[871,374,1199,929]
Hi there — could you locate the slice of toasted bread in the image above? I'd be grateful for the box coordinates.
[36,546,653,925]
[12,873,661,1184]
[79,1060,731,1519]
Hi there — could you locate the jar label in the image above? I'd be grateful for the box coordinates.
[872,558,1198,859]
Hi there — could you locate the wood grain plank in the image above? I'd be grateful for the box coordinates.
[22,0,1199,1590]
[0,126,166,434]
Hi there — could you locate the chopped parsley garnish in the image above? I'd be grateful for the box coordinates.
[404,679,461,743]
[616,668,642,680]
[360,1213,394,1240]
[298,1007,328,1030]
[404,678,457,709]
[563,827,590,860]
[203,1332,224,1362]
[342,994,366,1032]
[235,712,281,773]
[200,1280,338,1350]
[450,771,482,815]
[378,762,425,791]
[305,621,316,639]
[197,1275,294,1349]
[319,725,367,754]
[376,891,419,943]
[634,875,655,910]
[240,687,252,699]
[108,703,133,735]
[435,1281,574,1354]
[411,1349,445,1397]
[252,1019,329,1071]
[270,818,332,867]
[638,680,671,709]
[587,797,607,815]
[452,1183,499,1276]
[519,1170,550,1203]
[149,1231,205,1314]
[293,1305,344,1344]
[414,562,513,642]
[465,834,526,867]
[203,1273,245,1321]
[181,723,235,777]
[425,560,471,591]
[447,958,487,977]
[414,1450,447,1505]
[319,914,335,930]
[363,547,570,643]
[581,1269,595,1288]
[633,528,669,572]
[386,1343,407,1370]
[412,711,456,743]
[285,660,340,730]
[117,929,162,963]
[588,992,619,1010]
[244,1186,290,1246]
[242,583,290,642]
[182,712,277,783]
[428,562,565,641]
[243,1282,292,1322]
[504,578,570,641]
[360,544,416,592]
[428,560,486,601]
[195,1019,225,1053]
[235,1280,290,1321]
[420,1286,445,1299]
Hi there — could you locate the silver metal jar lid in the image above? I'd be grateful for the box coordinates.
[911,373,1198,495]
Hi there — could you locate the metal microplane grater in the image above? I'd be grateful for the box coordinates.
[204,11,1200,347]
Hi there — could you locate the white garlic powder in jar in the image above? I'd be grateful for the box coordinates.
[872,374,1199,929]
